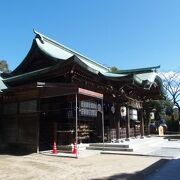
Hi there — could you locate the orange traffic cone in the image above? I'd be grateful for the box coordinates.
[72,142,78,155]
[52,142,58,154]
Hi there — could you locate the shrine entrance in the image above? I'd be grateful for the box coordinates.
[38,85,104,151]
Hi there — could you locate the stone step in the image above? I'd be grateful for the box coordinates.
[89,143,129,148]
[86,146,133,152]
[129,137,165,150]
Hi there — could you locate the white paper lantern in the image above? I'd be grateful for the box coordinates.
[111,105,115,114]
[129,109,137,120]
[120,106,126,117]
[150,112,155,120]
[97,104,102,112]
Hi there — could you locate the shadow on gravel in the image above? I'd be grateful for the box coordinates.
[93,159,170,180]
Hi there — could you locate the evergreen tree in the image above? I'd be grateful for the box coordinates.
[109,66,120,73]
[0,60,10,73]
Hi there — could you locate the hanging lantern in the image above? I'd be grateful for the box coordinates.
[150,112,155,120]
[97,104,102,112]
[120,106,126,117]
[129,109,137,120]
[111,104,115,114]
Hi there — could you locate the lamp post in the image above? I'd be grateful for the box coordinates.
[120,106,130,141]
[148,109,155,137]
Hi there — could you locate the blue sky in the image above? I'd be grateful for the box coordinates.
[1,0,180,71]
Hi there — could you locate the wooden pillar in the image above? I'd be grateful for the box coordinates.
[139,109,144,138]
[75,94,78,145]
[36,89,41,153]
[147,112,151,136]
[102,98,104,146]
[134,121,136,138]
[125,106,130,141]
[116,104,120,140]
[116,119,120,140]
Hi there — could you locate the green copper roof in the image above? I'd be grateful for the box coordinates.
[0,75,7,91]
[101,72,127,78]
[34,30,109,73]
[34,30,161,76]
[3,67,52,83]
[101,71,159,84]
[115,65,160,74]
[3,30,164,96]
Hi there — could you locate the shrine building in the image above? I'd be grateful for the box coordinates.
[0,30,164,152]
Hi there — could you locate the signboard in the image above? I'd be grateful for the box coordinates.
[79,101,98,117]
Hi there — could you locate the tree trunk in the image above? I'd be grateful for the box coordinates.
[178,107,180,121]
[178,107,180,132]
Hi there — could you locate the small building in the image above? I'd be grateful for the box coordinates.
[0,30,164,152]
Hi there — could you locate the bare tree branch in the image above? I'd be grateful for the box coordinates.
[160,71,180,120]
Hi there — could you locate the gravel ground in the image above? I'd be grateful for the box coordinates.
[0,153,163,180]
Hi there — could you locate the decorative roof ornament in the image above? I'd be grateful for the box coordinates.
[33,29,44,44]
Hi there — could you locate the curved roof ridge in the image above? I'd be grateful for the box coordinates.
[33,29,109,72]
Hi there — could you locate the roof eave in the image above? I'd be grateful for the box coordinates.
[115,65,160,74]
